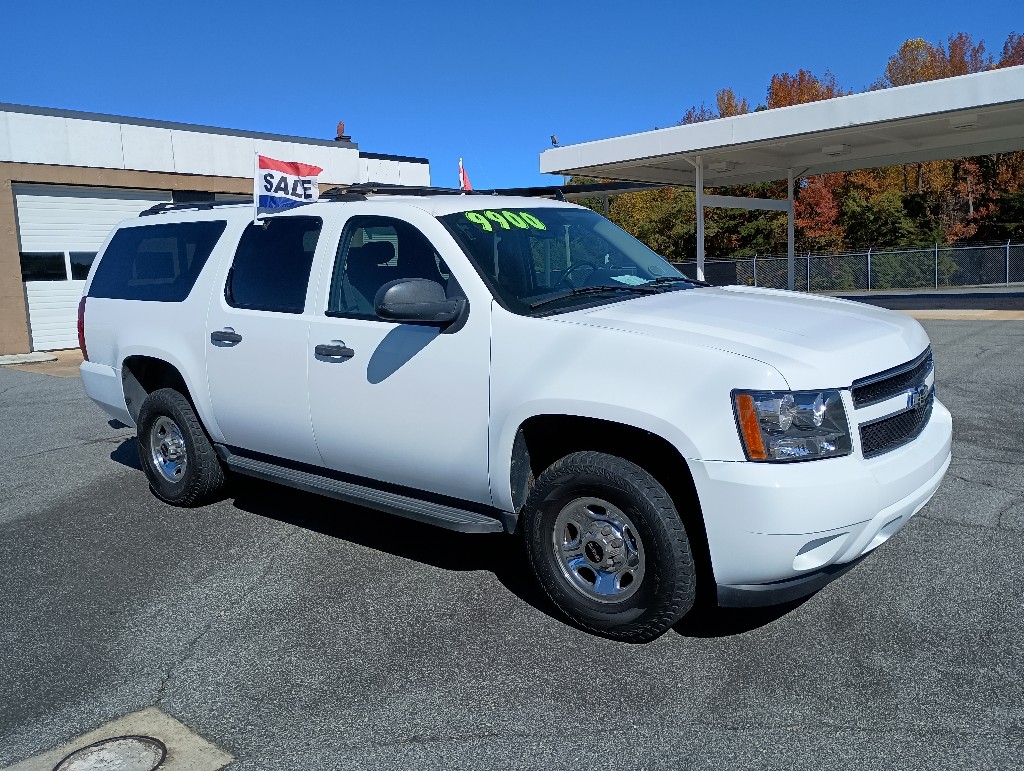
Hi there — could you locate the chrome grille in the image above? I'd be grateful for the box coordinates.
[859,389,934,459]
[851,348,933,408]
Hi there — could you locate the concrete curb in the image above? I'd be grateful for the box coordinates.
[899,310,1024,320]
[1,706,233,771]
[0,352,57,366]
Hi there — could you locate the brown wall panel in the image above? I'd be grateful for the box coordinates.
[0,176,30,354]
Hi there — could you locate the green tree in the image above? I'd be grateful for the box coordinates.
[842,190,933,248]
[974,191,1024,241]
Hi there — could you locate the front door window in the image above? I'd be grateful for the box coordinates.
[327,216,451,319]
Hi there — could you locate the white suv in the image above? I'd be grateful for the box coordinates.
[79,186,951,641]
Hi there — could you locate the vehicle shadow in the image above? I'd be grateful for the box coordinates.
[231,478,811,640]
[106,438,808,641]
[672,595,810,638]
[229,477,553,616]
[111,437,142,470]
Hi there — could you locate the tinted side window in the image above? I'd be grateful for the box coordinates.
[327,216,449,319]
[227,217,322,314]
[89,221,227,301]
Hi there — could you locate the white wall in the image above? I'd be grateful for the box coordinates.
[0,109,364,184]
[14,185,171,252]
[15,185,174,351]
[358,157,431,186]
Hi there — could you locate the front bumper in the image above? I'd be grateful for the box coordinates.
[716,554,870,608]
[690,397,952,603]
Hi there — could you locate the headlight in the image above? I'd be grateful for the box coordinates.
[732,389,852,462]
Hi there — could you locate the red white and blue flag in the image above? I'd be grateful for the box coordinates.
[254,154,323,218]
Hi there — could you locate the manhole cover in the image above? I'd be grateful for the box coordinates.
[53,736,166,771]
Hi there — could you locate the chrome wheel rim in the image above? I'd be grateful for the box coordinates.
[149,416,187,483]
[552,496,645,603]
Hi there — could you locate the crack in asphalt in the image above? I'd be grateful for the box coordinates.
[946,471,1023,496]
[331,717,1015,754]
[996,498,1023,531]
[946,456,1024,469]
[155,525,301,706]
[917,511,1023,535]
[338,728,536,751]
[3,435,129,462]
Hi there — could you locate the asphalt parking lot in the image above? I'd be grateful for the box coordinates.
[1,320,1022,771]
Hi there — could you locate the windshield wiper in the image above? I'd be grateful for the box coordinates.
[645,275,711,288]
[529,285,650,310]
[528,276,708,311]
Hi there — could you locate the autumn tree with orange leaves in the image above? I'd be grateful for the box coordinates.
[767,69,844,107]
[578,31,1024,263]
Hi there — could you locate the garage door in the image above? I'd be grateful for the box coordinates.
[15,185,171,350]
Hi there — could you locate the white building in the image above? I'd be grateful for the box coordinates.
[0,103,430,354]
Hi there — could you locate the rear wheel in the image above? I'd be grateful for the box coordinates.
[137,388,225,506]
[522,451,695,642]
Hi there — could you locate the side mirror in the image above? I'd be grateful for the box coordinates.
[374,278,466,327]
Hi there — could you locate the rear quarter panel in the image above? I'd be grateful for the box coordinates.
[81,213,251,440]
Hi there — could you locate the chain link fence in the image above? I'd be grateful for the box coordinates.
[676,241,1024,291]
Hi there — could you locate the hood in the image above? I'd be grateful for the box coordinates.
[553,285,930,390]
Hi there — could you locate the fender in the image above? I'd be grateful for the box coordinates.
[489,399,696,513]
[117,342,224,442]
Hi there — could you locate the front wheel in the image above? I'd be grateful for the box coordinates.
[137,388,226,506]
[522,451,695,642]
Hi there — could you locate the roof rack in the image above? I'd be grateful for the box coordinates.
[140,199,252,216]
[320,184,567,201]
[483,185,565,200]
[320,184,468,199]
[140,181,612,216]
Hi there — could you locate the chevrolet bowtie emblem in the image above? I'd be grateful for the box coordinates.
[907,383,930,410]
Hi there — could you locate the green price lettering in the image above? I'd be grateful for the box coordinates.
[519,212,547,230]
[465,211,492,231]
[465,210,549,232]
[502,210,527,229]
[485,210,511,229]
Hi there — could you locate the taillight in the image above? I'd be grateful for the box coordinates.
[77,296,88,361]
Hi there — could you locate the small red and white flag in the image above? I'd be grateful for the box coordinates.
[254,154,323,220]
[458,157,472,191]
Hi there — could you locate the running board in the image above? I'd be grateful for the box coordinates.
[216,445,508,534]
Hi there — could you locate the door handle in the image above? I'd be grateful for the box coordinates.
[211,328,243,345]
[315,341,355,359]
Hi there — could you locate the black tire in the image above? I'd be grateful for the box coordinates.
[137,388,226,506]
[522,451,695,642]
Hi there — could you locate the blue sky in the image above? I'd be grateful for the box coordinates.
[2,1,1019,188]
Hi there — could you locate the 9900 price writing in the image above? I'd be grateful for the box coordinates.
[465,210,547,232]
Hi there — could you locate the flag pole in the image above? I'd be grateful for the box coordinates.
[253,150,259,225]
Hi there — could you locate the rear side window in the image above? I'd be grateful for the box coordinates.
[88,221,227,302]
[226,217,322,314]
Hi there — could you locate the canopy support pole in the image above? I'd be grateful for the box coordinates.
[787,168,795,291]
[695,156,705,282]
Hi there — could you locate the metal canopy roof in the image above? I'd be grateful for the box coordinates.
[540,65,1024,187]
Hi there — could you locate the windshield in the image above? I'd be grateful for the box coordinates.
[439,206,696,314]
